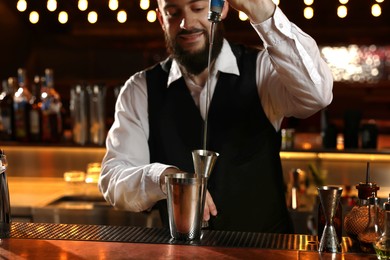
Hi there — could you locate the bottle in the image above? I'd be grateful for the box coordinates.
[321,108,337,149]
[0,149,11,238]
[41,69,63,142]
[344,163,384,244]
[88,84,106,145]
[29,75,42,142]
[358,192,382,253]
[70,84,89,145]
[0,78,16,141]
[13,68,31,142]
[374,194,390,259]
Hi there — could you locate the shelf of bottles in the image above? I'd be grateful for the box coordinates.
[0,68,62,144]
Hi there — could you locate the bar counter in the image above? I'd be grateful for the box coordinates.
[0,222,378,259]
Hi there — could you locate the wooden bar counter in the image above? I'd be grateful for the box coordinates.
[0,222,378,259]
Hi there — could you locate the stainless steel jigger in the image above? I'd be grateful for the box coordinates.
[192,149,219,229]
[318,186,343,253]
[192,149,219,179]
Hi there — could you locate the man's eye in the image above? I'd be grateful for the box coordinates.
[191,3,207,13]
[165,9,180,18]
[192,6,206,13]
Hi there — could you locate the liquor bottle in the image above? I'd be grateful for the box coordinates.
[358,192,382,253]
[29,75,42,142]
[41,69,63,142]
[13,68,31,142]
[0,149,11,238]
[0,78,16,141]
[374,194,390,259]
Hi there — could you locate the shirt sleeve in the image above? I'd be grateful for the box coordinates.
[251,7,333,131]
[98,71,172,212]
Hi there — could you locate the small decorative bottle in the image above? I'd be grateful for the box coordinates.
[374,194,390,259]
[344,162,384,246]
[344,182,380,241]
[358,192,382,254]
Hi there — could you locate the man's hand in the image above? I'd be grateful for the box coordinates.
[226,0,276,24]
[159,167,181,194]
[203,190,218,221]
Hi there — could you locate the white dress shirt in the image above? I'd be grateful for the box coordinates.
[98,7,333,212]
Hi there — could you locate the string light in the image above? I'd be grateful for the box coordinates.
[14,0,386,25]
[29,11,39,24]
[337,5,348,18]
[371,4,382,17]
[16,0,27,12]
[303,0,314,19]
[304,0,314,6]
[146,10,156,23]
[108,0,119,11]
[58,11,68,24]
[238,11,248,21]
[78,0,88,11]
[88,11,98,23]
[117,10,127,23]
[140,0,150,10]
[47,0,57,12]
[304,7,314,19]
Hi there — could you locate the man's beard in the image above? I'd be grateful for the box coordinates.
[165,25,224,76]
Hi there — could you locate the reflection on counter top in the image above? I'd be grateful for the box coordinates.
[2,222,379,259]
[8,176,162,227]
[3,146,106,178]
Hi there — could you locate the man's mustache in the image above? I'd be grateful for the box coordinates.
[177,28,206,36]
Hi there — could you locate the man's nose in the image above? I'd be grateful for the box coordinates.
[179,13,196,30]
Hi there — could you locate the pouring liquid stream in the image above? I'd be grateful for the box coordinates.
[203,22,217,151]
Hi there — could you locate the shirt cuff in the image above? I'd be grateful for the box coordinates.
[148,163,178,195]
[251,7,293,47]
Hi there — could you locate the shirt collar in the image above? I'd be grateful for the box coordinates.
[166,39,240,87]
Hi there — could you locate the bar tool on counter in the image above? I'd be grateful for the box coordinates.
[192,149,219,179]
[0,149,11,238]
[317,186,343,253]
[344,162,384,246]
[165,173,207,241]
[165,150,218,241]
[358,192,382,254]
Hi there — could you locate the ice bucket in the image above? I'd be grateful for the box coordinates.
[165,173,207,241]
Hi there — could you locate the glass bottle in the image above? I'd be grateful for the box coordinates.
[0,78,16,141]
[374,194,390,259]
[13,68,31,142]
[29,75,42,142]
[41,68,63,142]
[0,149,11,238]
[344,182,384,243]
[358,192,382,253]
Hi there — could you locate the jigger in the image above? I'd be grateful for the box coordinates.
[192,149,219,179]
[317,186,343,253]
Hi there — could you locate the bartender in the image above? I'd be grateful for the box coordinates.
[98,0,333,233]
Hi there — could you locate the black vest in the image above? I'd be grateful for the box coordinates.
[146,44,292,233]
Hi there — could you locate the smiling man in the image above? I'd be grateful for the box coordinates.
[99,0,333,233]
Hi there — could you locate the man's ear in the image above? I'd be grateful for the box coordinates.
[156,8,166,31]
[221,2,229,20]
